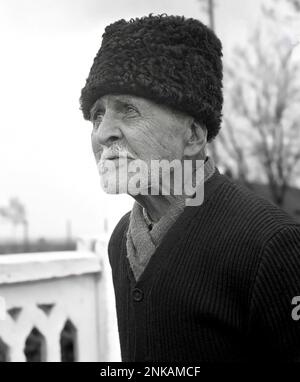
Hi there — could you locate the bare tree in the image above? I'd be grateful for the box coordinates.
[219,25,300,206]
[267,0,300,21]
[0,197,29,248]
[281,0,300,11]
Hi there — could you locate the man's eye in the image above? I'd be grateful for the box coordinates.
[124,104,138,114]
[92,112,104,129]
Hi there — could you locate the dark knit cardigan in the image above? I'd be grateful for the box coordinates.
[108,168,300,362]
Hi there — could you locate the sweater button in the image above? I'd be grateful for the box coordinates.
[132,288,144,302]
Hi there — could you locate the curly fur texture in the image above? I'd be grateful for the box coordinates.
[80,14,223,141]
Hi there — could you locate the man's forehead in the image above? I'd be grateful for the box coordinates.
[94,94,146,107]
[90,94,183,117]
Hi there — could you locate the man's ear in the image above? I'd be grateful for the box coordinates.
[183,120,207,158]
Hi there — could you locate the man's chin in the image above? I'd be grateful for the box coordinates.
[101,184,150,196]
[100,180,129,194]
[102,188,126,195]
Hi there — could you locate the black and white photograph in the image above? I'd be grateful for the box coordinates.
[0,0,300,369]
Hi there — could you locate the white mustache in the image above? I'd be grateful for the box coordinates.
[100,147,135,161]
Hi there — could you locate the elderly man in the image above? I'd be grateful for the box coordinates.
[80,14,300,362]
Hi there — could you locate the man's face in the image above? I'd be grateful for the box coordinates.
[90,94,190,194]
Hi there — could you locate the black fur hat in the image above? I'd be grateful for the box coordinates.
[80,14,223,141]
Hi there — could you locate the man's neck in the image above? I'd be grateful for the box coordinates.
[132,156,212,223]
[134,193,184,223]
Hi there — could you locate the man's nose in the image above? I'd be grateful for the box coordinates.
[92,113,123,148]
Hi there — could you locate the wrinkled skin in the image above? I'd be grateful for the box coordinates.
[90,94,207,221]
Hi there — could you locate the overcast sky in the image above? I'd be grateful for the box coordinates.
[0,0,276,240]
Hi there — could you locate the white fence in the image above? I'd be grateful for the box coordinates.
[0,235,121,362]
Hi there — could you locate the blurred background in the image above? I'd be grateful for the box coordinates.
[0,0,299,362]
[0,0,299,252]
